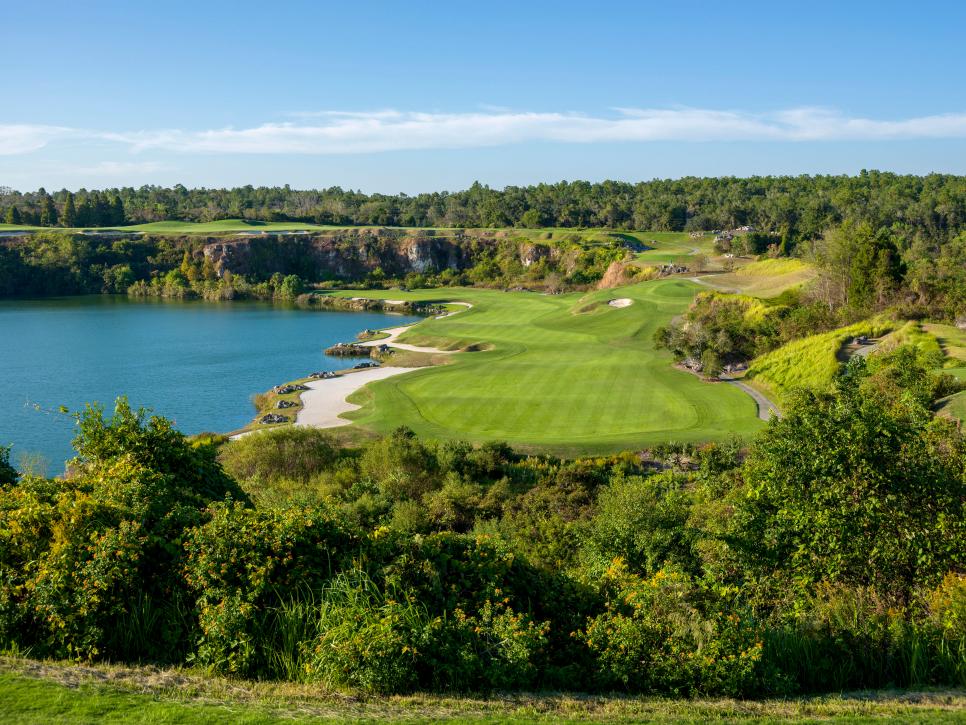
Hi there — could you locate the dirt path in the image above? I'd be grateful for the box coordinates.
[724,379,779,421]
[357,302,474,354]
[838,338,880,362]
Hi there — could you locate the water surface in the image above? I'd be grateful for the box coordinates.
[0,296,419,472]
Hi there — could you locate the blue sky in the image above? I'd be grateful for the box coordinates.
[2,0,966,192]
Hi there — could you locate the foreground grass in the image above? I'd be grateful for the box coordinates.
[1,658,964,724]
[321,278,763,455]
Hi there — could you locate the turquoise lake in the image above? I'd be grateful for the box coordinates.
[0,296,419,473]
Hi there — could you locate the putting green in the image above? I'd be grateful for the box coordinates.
[331,279,765,455]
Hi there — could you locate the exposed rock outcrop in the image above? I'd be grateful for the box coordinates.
[202,228,473,281]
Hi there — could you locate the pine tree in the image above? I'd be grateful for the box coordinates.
[39,194,57,227]
[4,206,20,224]
[94,193,110,227]
[110,195,126,225]
[78,196,94,227]
[62,192,77,228]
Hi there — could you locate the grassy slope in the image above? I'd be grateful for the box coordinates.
[324,280,762,455]
[941,391,966,421]
[925,324,966,422]
[2,661,964,724]
[698,258,818,298]
[746,318,898,404]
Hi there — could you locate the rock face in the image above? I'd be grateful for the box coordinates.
[202,228,474,281]
[519,243,551,267]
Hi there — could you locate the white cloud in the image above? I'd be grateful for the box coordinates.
[58,160,167,176]
[5,107,966,157]
[0,124,78,155]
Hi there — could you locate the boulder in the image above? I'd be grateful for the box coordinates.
[273,383,308,394]
[259,413,288,424]
[325,342,371,357]
[276,400,297,409]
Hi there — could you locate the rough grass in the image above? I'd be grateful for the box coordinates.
[878,321,945,359]
[747,318,897,404]
[939,391,966,422]
[923,323,966,364]
[1,657,964,724]
[697,258,817,298]
[322,281,763,455]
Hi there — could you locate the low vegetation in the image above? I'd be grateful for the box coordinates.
[0,348,962,703]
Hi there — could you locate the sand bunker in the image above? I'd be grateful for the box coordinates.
[608,298,633,308]
[296,366,419,428]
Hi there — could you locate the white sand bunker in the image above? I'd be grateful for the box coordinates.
[297,366,418,428]
[608,298,633,308]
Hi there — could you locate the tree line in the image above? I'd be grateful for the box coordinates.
[3,188,125,227]
[2,172,964,243]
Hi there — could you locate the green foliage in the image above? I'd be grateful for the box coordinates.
[734,359,966,601]
[183,501,357,676]
[0,399,244,662]
[655,291,787,364]
[0,446,16,486]
[4,173,964,239]
[764,578,966,692]
[581,472,698,578]
[580,563,771,696]
[301,572,549,693]
[218,427,339,488]
[0,358,963,696]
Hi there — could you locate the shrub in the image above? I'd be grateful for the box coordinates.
[734,364,966,602]
[184,501,359,676]
[303,572,550,693]
[764,578,966,692]
[580,562,770,696]
[581,472,697,578]
[218,427,338,485]
[0,399,241,662]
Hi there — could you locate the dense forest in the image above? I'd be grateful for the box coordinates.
[2,172,965,240]
[1,174,965,318]
[0,346,963,695]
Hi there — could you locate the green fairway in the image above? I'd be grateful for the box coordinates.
[631,231,715,264]
[325,279,763,454]
[0,219,337,234]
